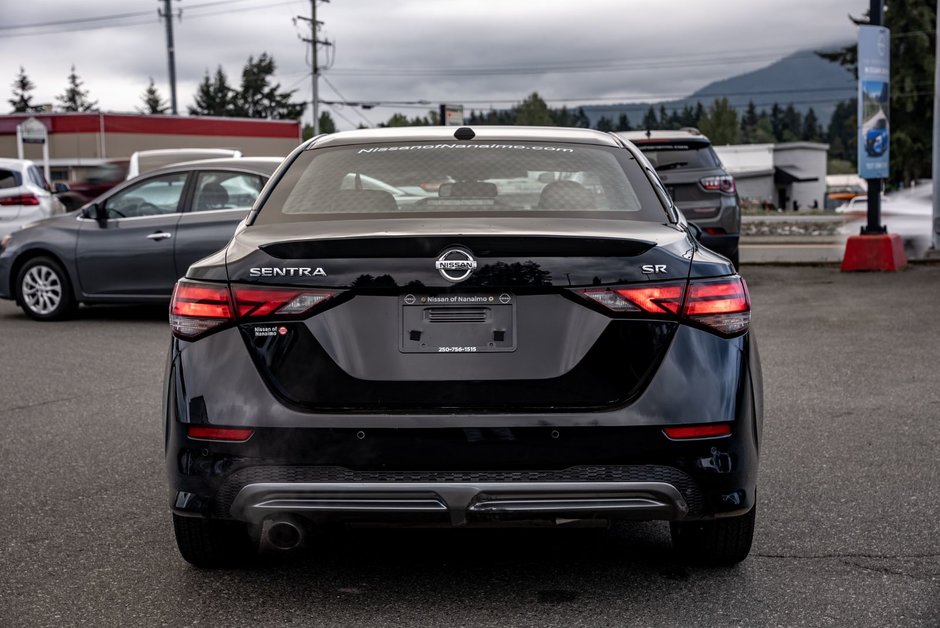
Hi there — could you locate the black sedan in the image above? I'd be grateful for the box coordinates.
[0,157,282,320]
[165,127,762,568]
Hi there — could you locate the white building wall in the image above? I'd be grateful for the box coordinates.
[775,145,829,210]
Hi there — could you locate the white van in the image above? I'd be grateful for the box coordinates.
[126,148,242,180]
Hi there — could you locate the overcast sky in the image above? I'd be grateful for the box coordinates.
[2,0,863,129]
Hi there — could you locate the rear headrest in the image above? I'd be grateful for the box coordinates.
[315,189,399,213]
[447,180,498,198]
[537,180,595,210]
[196,182,230,210]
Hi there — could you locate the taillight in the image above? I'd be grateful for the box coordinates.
[663,423,732,440]
[575,276,750,336]
[0,194,40,206]
[700,175,735,194]
[579,284,683,314]
[231,286,334,317]
[187,426,254,442]
[170,281,233,338]
[683,277,750,335]
[170,280,337,339]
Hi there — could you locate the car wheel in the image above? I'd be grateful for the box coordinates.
[670,505,755,566]
[16,256,77,321]
[728,249,740,270]
[172,514,255,568]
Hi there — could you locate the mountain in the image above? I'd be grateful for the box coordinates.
[580,46,855,128]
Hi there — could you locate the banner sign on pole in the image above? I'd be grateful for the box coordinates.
[857,25,890,179]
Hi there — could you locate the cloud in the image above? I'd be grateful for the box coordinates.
[2,0,862,128]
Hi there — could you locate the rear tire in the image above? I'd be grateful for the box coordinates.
[16,256,76,321]
[670,505,755,566]
[172,514,255,568]
[728,249,740,270]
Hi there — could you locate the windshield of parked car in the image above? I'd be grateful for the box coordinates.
[636,142,721,171]
[254,141,669,223]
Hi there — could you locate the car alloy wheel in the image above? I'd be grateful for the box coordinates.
[21,264,64,315]
[17,257,76,321]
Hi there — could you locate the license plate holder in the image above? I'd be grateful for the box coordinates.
[400,293,516,353]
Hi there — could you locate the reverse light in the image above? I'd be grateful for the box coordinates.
[663,423,732,439]
[187,426,254,442]
[700,175,736,194]
[0,194,40,206]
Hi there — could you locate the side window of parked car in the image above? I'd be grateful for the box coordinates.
[27,166,49,191]
[104,172,188,219]
[191,171,264,212]
[0,168,21,189]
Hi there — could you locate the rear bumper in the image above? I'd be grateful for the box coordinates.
[229,480,689,526]
[165,323,763,525]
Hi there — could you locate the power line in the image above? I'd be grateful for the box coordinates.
[321,75,373,127]
[0,0,302,38]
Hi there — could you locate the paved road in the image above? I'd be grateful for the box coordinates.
[1,266,938,627]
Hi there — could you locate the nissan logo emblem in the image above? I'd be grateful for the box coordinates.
[435,248,477,282]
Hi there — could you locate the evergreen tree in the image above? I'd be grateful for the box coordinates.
[802,108,822,142]
[514,92,554,126]
[769,103,783,140]
[780,104,803,142]
[9,67,38,113]
[678,105,698,128]
[138,78,169,115]
[381,113,411,127]
[304,111,337,138]
[231,53,305,120]
[641,106,658,130]
[189,67,235,116]
[698,98,739,144]
[56,65,97,112]
[572,107,590,128]
[615,113,632,132]
[827,99,857,163]
[595,116,614,132]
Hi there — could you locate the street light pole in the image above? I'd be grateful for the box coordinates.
[862,0,885,235]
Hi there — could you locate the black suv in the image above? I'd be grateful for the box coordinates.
[619,129,740,267]
[165,126,762,568]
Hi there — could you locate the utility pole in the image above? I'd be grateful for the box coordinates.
[932,0,940,252]
[158,0,180,115]
[297,0,331,135]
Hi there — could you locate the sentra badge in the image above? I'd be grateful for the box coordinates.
[435,249,477,282]
[249,267,326,277]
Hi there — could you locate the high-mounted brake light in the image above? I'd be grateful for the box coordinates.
[170,280,337,339]
[575,276,751,336]
[663,423,732,440]
[0,194,40,206]
[187,426,254,442]
[700,175,736,194]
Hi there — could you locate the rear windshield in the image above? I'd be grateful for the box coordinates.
[254,141,669,224]
[634,142,721,172]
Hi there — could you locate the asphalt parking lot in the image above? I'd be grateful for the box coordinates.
[0,265,938,627]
